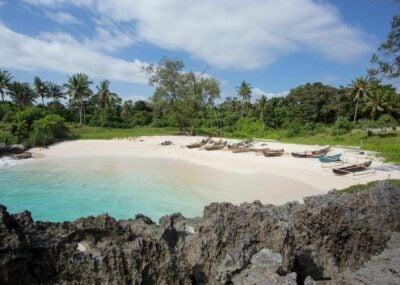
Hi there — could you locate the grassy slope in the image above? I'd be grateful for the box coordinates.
[69,126,178,139]
[276,133,400,164]
[338,179,400,194]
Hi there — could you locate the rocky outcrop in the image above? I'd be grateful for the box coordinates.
[0,143,28,158]
[11,152,32,160]
[1,182,400,284]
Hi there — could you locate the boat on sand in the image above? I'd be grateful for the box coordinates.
[262,149,284,157]
[204,144,225,151]
[187,138,210,149]
[319,153,342,163]
[292,146,331,158]
[332,161,372,175]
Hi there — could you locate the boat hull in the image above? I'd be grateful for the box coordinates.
[332,161,372,175]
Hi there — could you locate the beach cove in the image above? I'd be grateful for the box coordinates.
[1,136,396,221]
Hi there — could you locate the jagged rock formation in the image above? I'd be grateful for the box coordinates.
[1,182,400,284]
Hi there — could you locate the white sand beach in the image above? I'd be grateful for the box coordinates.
[30,136,400,205]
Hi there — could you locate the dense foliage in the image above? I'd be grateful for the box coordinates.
[0,61,399,147]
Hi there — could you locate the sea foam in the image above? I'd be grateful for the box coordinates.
[0,157,32,168]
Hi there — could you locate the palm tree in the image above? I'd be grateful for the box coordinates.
[94,80,118,111]
[237,81,252,118]
[47,83,65,106]
[92,80,119,126]
[7,82,36,109]
[64,73,93,126]
[0,70,13,103]
[33,76,48,109]
[364,86,397,120]
[257,95,268,129]
[348,76,369,123]
[121,100,134,120]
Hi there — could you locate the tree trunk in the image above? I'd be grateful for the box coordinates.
[41,95,45,110]
[1,91,4,103]
[79,103,83,126]
[353,99,359,124]
[240,98,244,119]
[83,102,86,126]
[260,109,264,130]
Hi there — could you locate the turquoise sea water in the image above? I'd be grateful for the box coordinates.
[0,156,213,222]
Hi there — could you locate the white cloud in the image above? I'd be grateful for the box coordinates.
[83,25,136,53]
[93,0,371,70]
[22,0,93,8]
[120,94,149,102]
[320,75,339,85]
[47,11,80,25]
[252,87,289,101]
[0,24,148,84]
[21,0,371,71]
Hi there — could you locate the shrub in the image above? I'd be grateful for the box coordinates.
[376,114,398,133]
[357,119,373,130]
[14,107,45,127]
[30,114,68,146]
[331,117,353,135]
[0,104,15,123]
[282,122,302,137]
[234,117,264,137]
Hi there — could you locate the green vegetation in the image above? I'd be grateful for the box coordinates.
[0,12,399,155]
[338,179,400,194]
[70,126,177,140]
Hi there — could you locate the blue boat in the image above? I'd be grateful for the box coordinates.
[319,153,342,163]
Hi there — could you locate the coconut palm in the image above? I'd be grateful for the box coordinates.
[237,81,252,118]
[364,86,398,120]
[121,100,134,120]
[94,80,118,111]
[348,76,369,123]
[257,95,268,129]
[0,70,13,103]
[92,80,119,126]
[7,82,36,109]
[33,76,48,109]
[47,83,65,105]
[64,73,93,126]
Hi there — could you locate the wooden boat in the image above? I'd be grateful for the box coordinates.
[187,138,210,149]
[292,146,331,158]
[187,142,203,149]
[204,144,225,151]
[319,153,342,163]
[231,147,254,153]
[262,148,284,157]
[332,161,372,175]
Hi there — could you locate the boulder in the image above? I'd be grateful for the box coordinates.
[6,144,26,154]
[11,152,32,160]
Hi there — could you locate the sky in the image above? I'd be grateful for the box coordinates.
[0,0,398,102]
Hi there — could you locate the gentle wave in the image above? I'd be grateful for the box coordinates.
[0,157,33,168]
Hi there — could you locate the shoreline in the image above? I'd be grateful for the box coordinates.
[29,136,400,196]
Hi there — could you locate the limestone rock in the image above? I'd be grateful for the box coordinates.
[0,181,399,284]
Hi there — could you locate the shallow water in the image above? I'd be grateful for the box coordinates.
[0,156,318,222]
